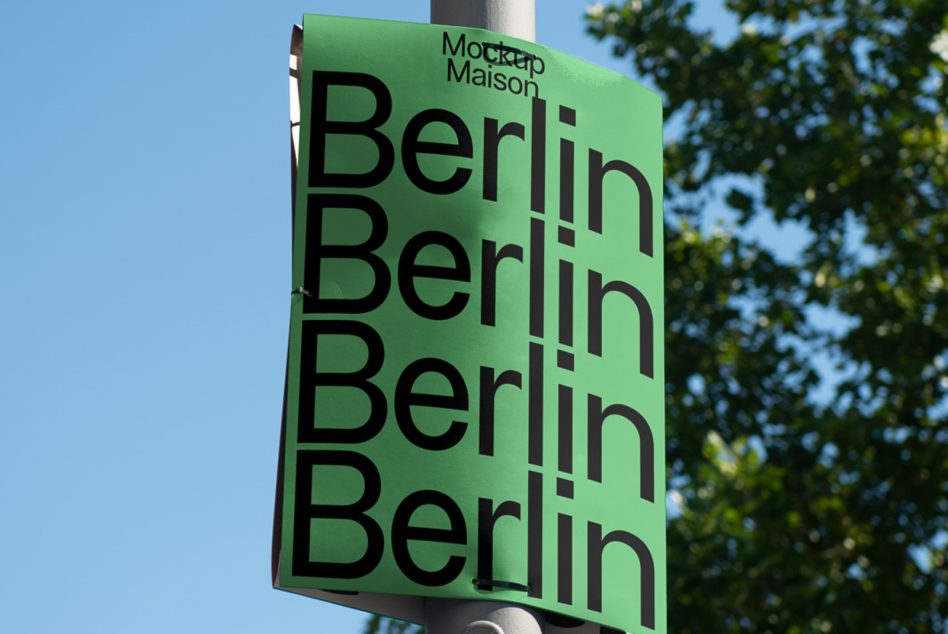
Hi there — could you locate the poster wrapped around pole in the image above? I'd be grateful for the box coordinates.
[274,15,665,634]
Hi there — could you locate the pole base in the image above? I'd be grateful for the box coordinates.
[425,598,545,634]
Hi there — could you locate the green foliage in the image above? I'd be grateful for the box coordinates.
[367,2,945,632]
[363,613,423,634]
[585,0,947,632]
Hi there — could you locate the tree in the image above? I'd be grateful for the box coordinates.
[368,1,946,631]
[584,1,946,632]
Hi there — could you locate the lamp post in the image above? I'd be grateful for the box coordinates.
[424,3,544,633]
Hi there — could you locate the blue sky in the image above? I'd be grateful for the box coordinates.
[0,2,739,632]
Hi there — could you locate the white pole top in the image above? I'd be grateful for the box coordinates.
[430,0,536,42]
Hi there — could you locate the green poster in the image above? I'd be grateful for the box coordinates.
[273,14,664,634]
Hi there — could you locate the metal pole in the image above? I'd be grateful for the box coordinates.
[426,598,545,634]
[431,0,536,41]
[426,3,544,631]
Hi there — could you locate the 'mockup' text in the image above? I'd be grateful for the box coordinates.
[442,32,546,98]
